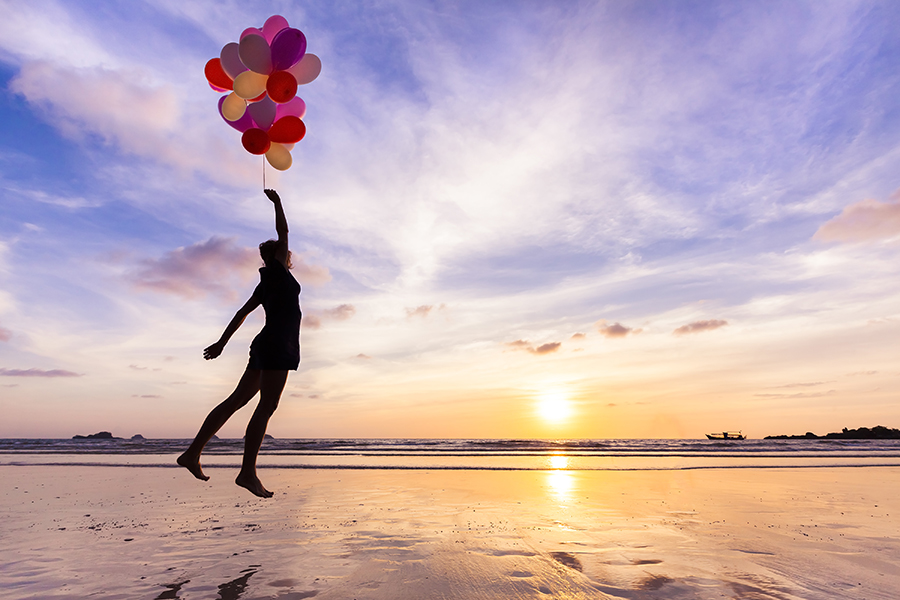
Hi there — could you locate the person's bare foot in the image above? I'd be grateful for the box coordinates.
[177,452,209,481]
[235,471,273,498]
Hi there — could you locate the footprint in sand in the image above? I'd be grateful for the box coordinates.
[549,551,583,572]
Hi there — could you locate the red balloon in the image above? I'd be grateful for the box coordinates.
[204,58,233,91]
[248,91,268,103]
[266,70,297,104]
[268,116,306,144]
[242,128,271,154]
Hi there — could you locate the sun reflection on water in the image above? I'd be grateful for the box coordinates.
[546,454,575,502]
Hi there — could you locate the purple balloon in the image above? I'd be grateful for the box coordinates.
[248,95,277,130]
[275,96,306,120]
[270,28,307,71]
[218,95,254,132]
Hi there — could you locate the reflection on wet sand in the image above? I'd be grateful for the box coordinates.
[2,465,899,599]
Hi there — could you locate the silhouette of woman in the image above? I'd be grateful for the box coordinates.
[178,189,300,498]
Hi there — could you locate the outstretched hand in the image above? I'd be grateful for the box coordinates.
[264,189,281,204]
[203,341,225,360]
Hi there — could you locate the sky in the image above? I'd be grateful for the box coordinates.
[1,0,899,439]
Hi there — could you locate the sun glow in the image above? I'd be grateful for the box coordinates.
[537,391,573,424]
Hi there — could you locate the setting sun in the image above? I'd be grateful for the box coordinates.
[537,391,573,424]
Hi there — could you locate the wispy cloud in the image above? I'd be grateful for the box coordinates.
[673,319,728,336]
[0,368,81,377]
[505,340,561,355]
[11,60,179,153]
[814,190,900,243]
[0,326,11,342]
[323,304,356,320]
[405,304,446,318]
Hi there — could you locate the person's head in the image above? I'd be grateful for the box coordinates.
[259,239,292,269]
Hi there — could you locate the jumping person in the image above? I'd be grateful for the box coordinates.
[177,189,300,498]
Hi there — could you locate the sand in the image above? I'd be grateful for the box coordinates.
[1,464,898,599]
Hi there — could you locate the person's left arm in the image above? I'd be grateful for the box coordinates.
[203,292,262,360]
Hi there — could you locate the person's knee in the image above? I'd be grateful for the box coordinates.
[259,396,280,416]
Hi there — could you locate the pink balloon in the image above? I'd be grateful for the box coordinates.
[275,96,306,120]
[263,15,289,43]
[218,95,254,132]
[239,33,273,74]
[219,42,247,79]
[271,27,307,71]
[248,95,277,130]
[240,27,263,40]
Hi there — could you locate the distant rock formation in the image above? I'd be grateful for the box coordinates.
[765,425,900,440]
[130,434,145,441]
[72,431,121,440]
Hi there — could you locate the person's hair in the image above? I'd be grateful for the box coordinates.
[259,239,292,269]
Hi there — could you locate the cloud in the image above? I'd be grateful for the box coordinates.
[570,332,586,339]
[406,304,446,318]
[291,258,332,287]
[0,368,81,377]
[0,326,11,342]
[302,304,356,330]
[505,340,562,355]
[533,342,562,354]
[770,382,825,389]
[323,304,356,320]
[596,320,637,338]
[754,390,836,399]
[814,191,900,243]
[356,353,372,360]
[672,319,728,336]
[302,315,322,330]
[10,61,179,154]
[128,236,259,301]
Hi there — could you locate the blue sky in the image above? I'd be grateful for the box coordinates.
[1,0,899,439]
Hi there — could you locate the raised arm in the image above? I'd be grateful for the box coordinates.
[263,189,289,266]
[203,293,262,360]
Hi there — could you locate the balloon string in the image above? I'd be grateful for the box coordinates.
[262,156,266,190]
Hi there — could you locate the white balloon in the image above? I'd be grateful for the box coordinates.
[288,53,322,85]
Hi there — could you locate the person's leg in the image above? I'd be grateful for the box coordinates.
[177,368,261,480]
[235,369,288,497]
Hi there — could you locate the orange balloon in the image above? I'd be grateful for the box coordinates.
[266,71,297,104]
[268,116,306,144]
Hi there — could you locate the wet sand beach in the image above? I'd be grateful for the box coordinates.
[1,464,898,599]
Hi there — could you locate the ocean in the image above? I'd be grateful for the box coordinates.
[2,437,899,471]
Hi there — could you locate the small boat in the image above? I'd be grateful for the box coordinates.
[706,431,745,440]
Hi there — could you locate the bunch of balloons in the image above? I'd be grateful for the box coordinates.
[204,15,322,171]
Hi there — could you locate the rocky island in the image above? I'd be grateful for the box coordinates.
[72,431,120,440]
[765,425,900,440]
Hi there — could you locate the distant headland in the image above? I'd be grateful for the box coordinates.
[765,425,900,440]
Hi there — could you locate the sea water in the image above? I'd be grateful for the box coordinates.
[2,437,899,471]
